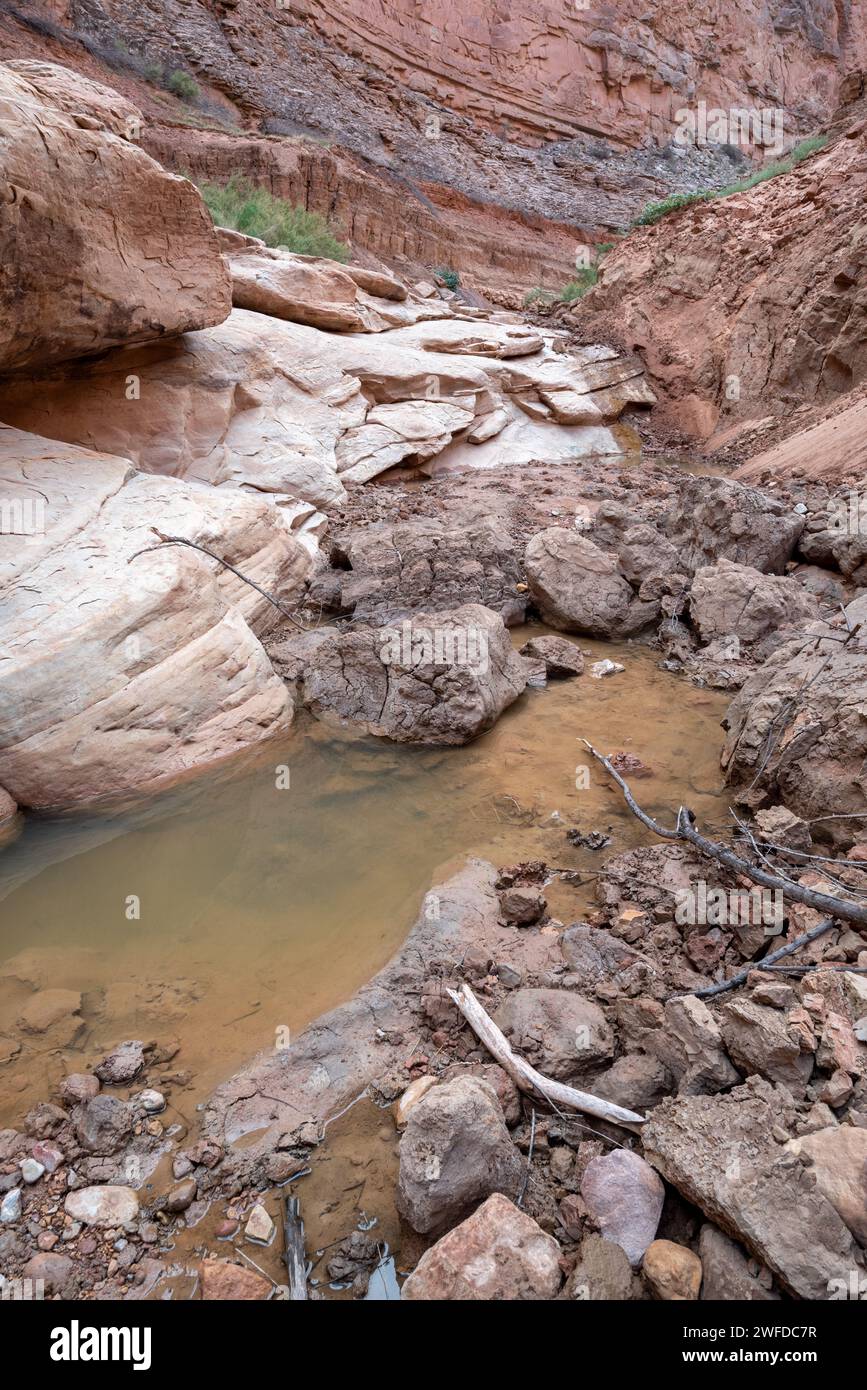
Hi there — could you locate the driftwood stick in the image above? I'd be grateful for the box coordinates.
[582,740,867,930]
[445,983,645,1128]
[671,917,836,1000]
[283,1195,308,1301]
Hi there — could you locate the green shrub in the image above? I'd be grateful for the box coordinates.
[166,70,200,104]
[197,176,350,260]
[559,264,599,301]
[435,266,461,291]
[632,190,713,227]
[523,287,555,307]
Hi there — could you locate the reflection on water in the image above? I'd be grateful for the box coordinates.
[0,631,731,1124]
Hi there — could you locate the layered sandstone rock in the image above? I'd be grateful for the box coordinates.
[736,394,867,486]
[0,309,650,517]
[294,0,867,144]
[0,60,231,373]
[0,425,308,811]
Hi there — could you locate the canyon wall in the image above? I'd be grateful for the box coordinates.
[294,0,867,144]
[6,1,867,300]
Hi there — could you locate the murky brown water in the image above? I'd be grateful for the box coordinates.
[0,630,731,1127]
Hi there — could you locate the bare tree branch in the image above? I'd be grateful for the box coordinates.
[446,983,645,1129]
[583,740,867,930]
[669,918,836,1000]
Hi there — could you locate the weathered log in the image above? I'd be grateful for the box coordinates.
[582,740,867,931]
[445,982,645,1128]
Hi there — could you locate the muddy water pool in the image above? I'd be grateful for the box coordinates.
[0,631,732,1128]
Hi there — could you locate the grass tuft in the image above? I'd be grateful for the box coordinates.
[196,177,350,260]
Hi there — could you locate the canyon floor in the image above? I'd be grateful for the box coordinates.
[1,20,867,1308]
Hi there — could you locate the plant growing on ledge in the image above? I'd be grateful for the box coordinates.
[559,263,599,302]
[196,176,350,260]
[166,69,201,104]
[435,266,461,291]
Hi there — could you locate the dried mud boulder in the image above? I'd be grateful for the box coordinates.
[524,528,657,637]
[298,603,530,744]
[689,559,819,654]
[663,477,804,575]
[722,596,867,847]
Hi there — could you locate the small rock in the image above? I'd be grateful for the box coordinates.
[23,1251,78,1297]
[165,1178,197,1214]
[19,1158,45,1184]
[519,635,584,678]
[817,1069,854,1108]
[564,1233,633,1300]
[37,1231,59,1251]
[494,988,614,1080]
[95,1040,145,1085]
[402,1193,561,1300]
[643,1239,702,1300]
[499,887,546,925]
[136,1089,165,1114]
[64,1185,139,1227]
[698,1225,778,1301]
[23,1102,67,1138]
[558,1193,587,1240]
[590,659,624,679]
[593,1055,671,1112]
[244,1202,275,1244]
[59,1073,100,1105]
[0,1188,22,1223]
[264,1152,307,1183]
[73,1095,133,1155]
[200,1258,271,1300]
[750,981,796,1009]
[495,963,523,988]
[581,1149,664,1266]
[31,1141,63,1174]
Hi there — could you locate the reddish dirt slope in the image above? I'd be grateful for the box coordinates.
[571,98,867,461]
